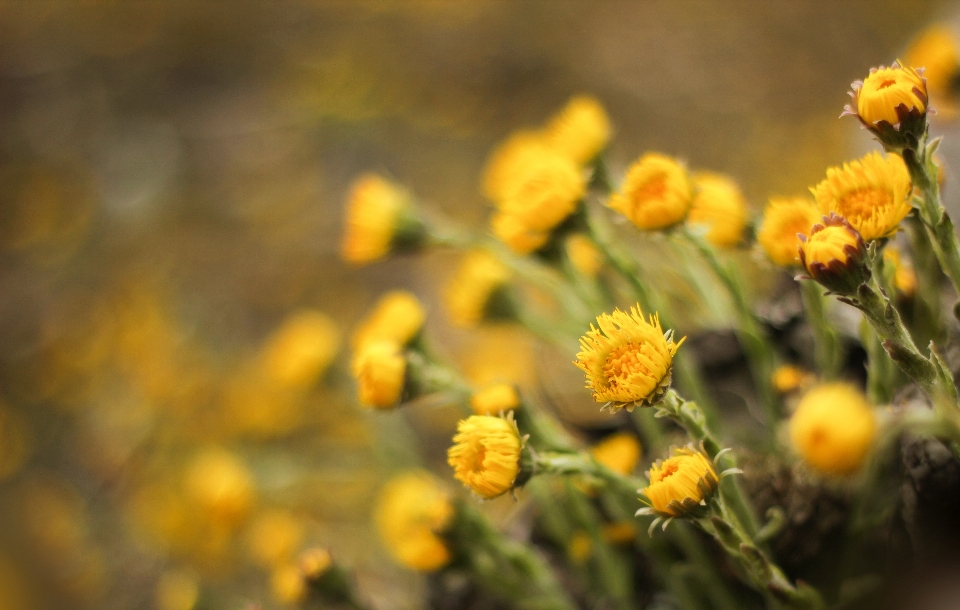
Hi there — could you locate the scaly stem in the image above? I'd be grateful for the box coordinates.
[798,280,844,379]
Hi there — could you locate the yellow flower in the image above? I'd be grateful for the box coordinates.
[772,365,814,393]
[574,306,684,410]
[298,547,333,580]
[905,26,959,117]
[351,341,407,409]
[565,234,603,278]
[482,130,552,202]
[270,563,306,605]
[245,509,305,568]
[850,62,927,127]
[800,222,860,268]
[590,432,641,476]
[448,414,524,499]
[884,246,918,297]
[340,174,409,265]
[568,531,593,563]
[790,383,877,476]
[601,522,637,544]
[497,150,585,231]
[758,197,821,267]
[799,215,869,294]
[543,95,612,165]
[687,172,748,248]
[811,151,912,242]
[490,211,550,254]
[185,448,255,527]
[374,471,453,572]
[471,383,520,415]
[608,153,693,231]
[640,446,719,519]
[445,250,512,327]
[351,290,426,351]
[260,310,341,389]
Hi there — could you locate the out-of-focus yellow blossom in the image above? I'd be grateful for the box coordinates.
[351,340,407,409]
[299,547,333,579]
[351,290,426,350]
[185,448,255,527]
[244,509,305,568]
[471,383,520,415]
[811,151,912,241]
[602,522,638,544]
[155,570,199,610]
[885,247,918,296]
[591,432,641,476]
[271,563,306,605]
[459,326,536,389]
[374,471,453,572]
[772,365,814,393]
[490,210,550,254]
[0,404,32,481]
[687,172,748,248]
[448,414,524,499]
[905,25,959,117]
[790,383,877,476]
[566,234,603,278]
[445,250,512,327]
[575,306,684,411]
[758,197,821,267]
[340,173,409,265]
[609,153,693,231]
[568,531,593,563]
[482,130,553,202]
[543,95,612,165]
[496,149,585,233]
[641,446,718,518]
[260,309,340,389]
[850,63,928,127]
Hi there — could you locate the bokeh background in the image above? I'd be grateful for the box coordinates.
[0,2,957,609]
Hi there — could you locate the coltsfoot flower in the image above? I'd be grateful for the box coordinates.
[185,447,254,527]
[351,340,407,409]
[482,130,552,202]
[565,234,603,278]
[448,414,525,499]
[843,61,928,147]
[772,365,814,394]
[341,174,422,265]
[260,310,341,389]
[789,383,877,476]
[471,383,520,416]
[496,149,585,233]
[798,214,869,295]
[811,151,912,242]
[574,306,684,411]
[609,153,693,231]
[905,25,959,117]
[758,196,821,267]
[351,291,426,351]
[590,432,641,476]
[543,95,612,165]
[374,471,453,571]
[687,172,748,248]
[490,211,550,255]
[638,446,719,523]
[445,250,512,327]
[884,246,918,297]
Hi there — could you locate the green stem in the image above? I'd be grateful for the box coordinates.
[798,280,844,379]
[905,214,945,344]
[859,317,896,405]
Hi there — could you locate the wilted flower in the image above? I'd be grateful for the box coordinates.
[543,95,612,165]
[687,172,748,248]
[790,383,877,476]
[445,250,512,327]
[351,341,407,409]
[608,153,693,231]
[574,306,684,411]
[799,214,869,294]
[639,446,719,519]
[374,471,453,572]
[341,174,421,265]
[448,414,524,499]
[590,432,641,476]
[470,383,520,416]
[351,291,426,351]
[758,196,821,267]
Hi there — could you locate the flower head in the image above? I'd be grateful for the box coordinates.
[609,153,693,231]
[847,62,927,127]
[445,250,512,327]
[351,291,426,351]
[811,151,912,241]
[566,234,603,278]
[351,341,407,409]
[245,509,305,568]
[543,95,612,165]
[790,383,877,476]
[687,172,748,248]
[640,446,719,519]
[185,447,254,527]
[471,383,520,416]
[341,174,414,265]
[591,432,641,476]
[799,214,870,294]
[574,306,684,411]
[448,414,524,499]
[758,197,821,267]
[772,365,814,394]
[490,211,550,255]
[905,25,959,117]
[374,471,453,571]
[495,150,585,233]
[260,310,341,389]
[482,130,553,202]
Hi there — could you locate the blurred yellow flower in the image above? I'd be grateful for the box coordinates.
[602,522,637,544]
[565,234,603,278]
[905,25,959,116]
[471,383,520,415]
[758,196,821,267]
[641,446,718,518]
[543,95,612,165]
[772,365,814,394]
[811,151,911,241]
[853,63,928,127]
[568,531,593,563]
[351,340,406,409]
[351,290,426,350]
[374,471,453,572]
[260,310,340,389]
[591,432,641,476]
[155,569,199,610]
[790,383,877,476]
[448,414,523,499]
[575,306,684,410]
[298,547,333,580]
[885,246,918,296]
[496,149,585,232]
[445,250,511,327]
[340,174,409,265]
[687,172,748,248]
[609,153,693,231]
[482,130,552,202]
[271,563,306,605]
[244,509,305,568]
[490,210,550,254]
[185,448,255,527]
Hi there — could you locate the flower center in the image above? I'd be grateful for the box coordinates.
[876,76,898,90]
[637,174,667,203]
[837,187,891,220]
[602,343,654,388]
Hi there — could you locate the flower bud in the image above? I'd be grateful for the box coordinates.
[639,446,719,519]
[351,341,407,409]
[798,214,869,295]
[340,174,428,265]
[842,61,928,150]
